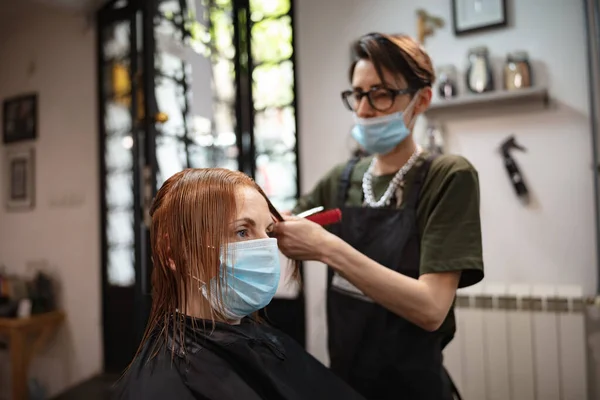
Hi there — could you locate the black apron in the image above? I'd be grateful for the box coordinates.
[327,155,459,400]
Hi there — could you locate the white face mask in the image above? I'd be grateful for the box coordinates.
[351,91,421,155]
[201,238,281,320]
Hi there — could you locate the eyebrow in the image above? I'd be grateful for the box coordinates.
[354,80,406,92]
[232,217,256,226]
[232,218,275,230]
[351,83,384,91]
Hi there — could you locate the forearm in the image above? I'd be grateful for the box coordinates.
[292,195,319,215]
[320,235,452,331]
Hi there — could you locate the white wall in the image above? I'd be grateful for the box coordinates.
[0,4,100,398]
[295,0,596,363]
[0,0,593,393]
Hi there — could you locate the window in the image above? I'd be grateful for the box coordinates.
[99,0,300,286]
[154,0,299,212]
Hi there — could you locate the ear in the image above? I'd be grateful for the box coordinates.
[415,87,432,115]
[164,233,176,271]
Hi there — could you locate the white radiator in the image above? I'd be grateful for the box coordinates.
[444,283,592,400]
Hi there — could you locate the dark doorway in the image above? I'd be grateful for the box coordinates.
[98,0,304,374]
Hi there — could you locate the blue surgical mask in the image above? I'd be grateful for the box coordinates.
[202,238,280,320]
[351,92,421,155]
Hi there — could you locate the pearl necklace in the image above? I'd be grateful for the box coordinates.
[362,147,422,208]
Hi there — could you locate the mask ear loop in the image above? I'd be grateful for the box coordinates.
[190,274,206,291]
[191,273,227,318]
[188,244,220,291]
[404,89,422,130]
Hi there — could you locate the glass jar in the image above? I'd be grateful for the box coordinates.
[466,46,494,93]
[504,51,532,90]
[437,65,458,99]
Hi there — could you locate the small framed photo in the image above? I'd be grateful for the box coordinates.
[452,0,507,35]
[2,93,38,144]
[5,147,35,211]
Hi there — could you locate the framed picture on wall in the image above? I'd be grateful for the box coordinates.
[452,0,507,35]
[2,93,38,144]
[5,147,35,211]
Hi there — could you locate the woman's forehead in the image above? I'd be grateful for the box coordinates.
[234,186,271,223]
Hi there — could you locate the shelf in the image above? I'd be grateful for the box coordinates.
[426,87,549,118]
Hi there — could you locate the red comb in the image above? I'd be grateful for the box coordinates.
[305,209,342,226]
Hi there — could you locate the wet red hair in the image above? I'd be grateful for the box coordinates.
[136,168,296,358]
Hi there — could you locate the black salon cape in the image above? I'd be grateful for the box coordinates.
[113,317,365,400]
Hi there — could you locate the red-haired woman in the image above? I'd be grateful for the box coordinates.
[114,168,364,400]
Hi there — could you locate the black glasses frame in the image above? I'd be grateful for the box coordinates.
[341,87,413,112]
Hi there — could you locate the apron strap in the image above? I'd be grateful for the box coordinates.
[328,156,362,289]
[403,154,437,210]
[337,156,361,208]
[443,366,463,400]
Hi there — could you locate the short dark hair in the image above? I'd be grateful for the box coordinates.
[348,32,435,91]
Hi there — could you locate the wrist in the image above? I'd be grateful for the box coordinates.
[318,232,343,268]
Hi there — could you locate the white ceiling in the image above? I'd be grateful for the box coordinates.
[33,0,108,12]
[0,0,26,21]
[0,0,107,20]
[0,0,109,37]
[0,0,108,33]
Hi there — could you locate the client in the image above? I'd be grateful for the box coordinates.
[114,168,364,400]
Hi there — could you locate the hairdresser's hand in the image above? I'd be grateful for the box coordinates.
[274,216,337,262]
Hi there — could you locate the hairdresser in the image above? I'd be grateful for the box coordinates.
[274,32,484,400]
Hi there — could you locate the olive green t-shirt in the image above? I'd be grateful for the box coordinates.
[292,151,484,338]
